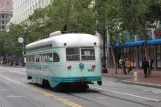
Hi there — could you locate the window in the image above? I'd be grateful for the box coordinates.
[26,56,29,62]
[2,15,4,18]
[81,48,95,60]
[49,44,52,47]
[49,53,52,62]
[66,48,80,61]
[2,20,4,24]
[53,53,60,62]
[44,54,47,62]
[36,55,40,62]
[66,47,95,61]
[2,26,4,29]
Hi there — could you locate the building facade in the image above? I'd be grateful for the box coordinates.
[0,0,12,31]
[106,25,161,70]
[10,0,51,24]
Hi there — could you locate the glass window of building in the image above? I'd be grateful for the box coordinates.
[129,47,137,67]
[2,15,4,18]
[139,46,144,67]
[157,45,161,68]
[2,26,5,29]
[2,20,4,24]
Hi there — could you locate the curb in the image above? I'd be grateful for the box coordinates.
[0,65,25,68]
[122,80,161,89]
[102,74,132,78]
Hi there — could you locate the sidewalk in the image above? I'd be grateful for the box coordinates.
[103,68,161,88]
[0,64,25,68]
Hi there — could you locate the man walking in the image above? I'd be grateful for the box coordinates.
[148,56,154,77]
[142,57,149,78]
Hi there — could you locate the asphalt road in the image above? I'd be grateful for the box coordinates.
[0,66,161,107]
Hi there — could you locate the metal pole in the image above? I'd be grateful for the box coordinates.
[63,0,72,32]
[22,35,25,66]
[102,7,108,73]
[22,31,27,66]
[102,28,107,73]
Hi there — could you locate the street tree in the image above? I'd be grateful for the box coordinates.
[94,0,122,74]
[27,0,96,41]
[119,0,156,60]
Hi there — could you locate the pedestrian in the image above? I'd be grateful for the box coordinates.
[119,58,123,70]
[125,58,132,74]
[148,56,151,77]
[142,57,149,78]
[122,59,127,75]
[150,57,154,71]
[148,56,154,77]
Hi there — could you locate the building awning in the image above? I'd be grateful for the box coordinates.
[148,39,161,45]
[105,39,161,48]
[105,43,119,48]
[125,40,145,46]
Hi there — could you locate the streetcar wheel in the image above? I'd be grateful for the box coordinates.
[42,80,50,88]
[97,81,102,85]
[54,84,63,92]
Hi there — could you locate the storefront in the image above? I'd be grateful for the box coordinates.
[107,39,161,69]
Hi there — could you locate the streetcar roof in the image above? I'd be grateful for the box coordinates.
[26,33,100,49]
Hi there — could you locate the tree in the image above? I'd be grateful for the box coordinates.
[94,0,122,74]
[119,0,155,60]
[0,24,26,64]
[27,0,96,41]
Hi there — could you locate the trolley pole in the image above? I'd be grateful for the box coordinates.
[63,0,72,32]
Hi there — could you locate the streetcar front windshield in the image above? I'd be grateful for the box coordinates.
[66,47,95,61]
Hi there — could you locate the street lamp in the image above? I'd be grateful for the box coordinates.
[18,37,24,66]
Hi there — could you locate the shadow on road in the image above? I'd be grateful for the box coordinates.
[28,82,100,93]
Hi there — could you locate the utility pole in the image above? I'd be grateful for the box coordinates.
[102,5,108,73]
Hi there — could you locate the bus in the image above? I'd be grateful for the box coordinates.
[26,31,102,91]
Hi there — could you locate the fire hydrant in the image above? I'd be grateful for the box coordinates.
[133,72,138,81]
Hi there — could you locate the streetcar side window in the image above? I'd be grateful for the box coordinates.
[49,53,53,62]
[81,48,95,60]
[66,48,80,61]
[53,53,60,62]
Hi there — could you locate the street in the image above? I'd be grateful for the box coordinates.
[0,66,161,107]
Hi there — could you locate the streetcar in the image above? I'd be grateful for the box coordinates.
[26,31,102,91]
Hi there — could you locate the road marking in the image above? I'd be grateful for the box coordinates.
[90,86,160,102]
[0,75,82,107]
[0,69,26,75]
[0,102,3,107]
[7,95,23,98]
[143,90,161,94]
[0,89,10,91]
[143,90,151,92]
[98,96,106,99]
